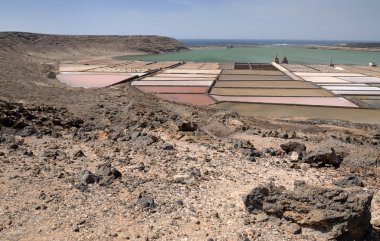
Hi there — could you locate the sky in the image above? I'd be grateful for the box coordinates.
[0,0,379,41]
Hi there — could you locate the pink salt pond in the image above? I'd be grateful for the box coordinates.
[211,96,358,108]
[57,73,138,88]
[155,94,216,106]
[135,86,210,94]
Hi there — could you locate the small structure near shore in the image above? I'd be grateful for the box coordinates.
[369,62,377,67]
[274,53,280,64]
[329,58,334,67]
[281,55,288,64]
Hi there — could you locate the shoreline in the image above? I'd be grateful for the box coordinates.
[187,44,380,52]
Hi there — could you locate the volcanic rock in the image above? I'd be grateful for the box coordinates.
[178,121,198,132]
[138,192,155,209]
[280,142,306,160]
[243,182,373,240]
[304,148,344,168]
[332,175,365,188]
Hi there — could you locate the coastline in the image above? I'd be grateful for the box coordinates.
[187,44,380,52]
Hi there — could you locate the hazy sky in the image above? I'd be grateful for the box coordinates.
[1,0,379,41]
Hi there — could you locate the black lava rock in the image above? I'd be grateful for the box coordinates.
[138,192,155,209]
[178,121,198,132]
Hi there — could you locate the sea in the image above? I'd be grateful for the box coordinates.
[116,39,380,65]
[180,39,348,47]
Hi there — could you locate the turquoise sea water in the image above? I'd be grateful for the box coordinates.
[116,47,380,65]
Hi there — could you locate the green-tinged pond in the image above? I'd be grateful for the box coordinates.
[116,47,380,65]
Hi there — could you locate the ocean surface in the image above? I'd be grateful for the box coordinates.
[180,39,350,46]
[117,39,380,65]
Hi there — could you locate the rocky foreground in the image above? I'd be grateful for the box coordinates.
[0,33,380,240]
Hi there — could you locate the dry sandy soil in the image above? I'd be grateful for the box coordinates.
[0,32,380,241]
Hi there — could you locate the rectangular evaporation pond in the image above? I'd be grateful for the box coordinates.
[210,88,333,97]
[212,102,380,124]
[211,96,357,107]
[337,77,380,84]
[214,81,318,89]
[131,80,214,87]
[154,74,217,78]
[343,95,380,100]
[59,72,145,76]
[59,65,106,72]
[249,64,277,71]
[135,86,210,94]
[218,75,291,81]
[219,63,235,70]
[235,64,251,70]
[322,86,380,91]
[332,90,380,95]
[163,69,221,75]
[302,77,352,83]
[223,70,284,76]
[155,94,216,106]
[142,77,215,81]
[294,73,365,77]
[360,99,380,108]
[318,83,368,86]
[56,74,136,88]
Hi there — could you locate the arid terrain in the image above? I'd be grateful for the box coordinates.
[1,32,380,241]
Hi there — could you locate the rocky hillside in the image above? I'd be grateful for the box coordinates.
[0,33,379,240]
[0,32,188,56]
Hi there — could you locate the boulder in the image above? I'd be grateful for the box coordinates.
[304,148,343,168]
[78,170,99,185]
[95,163,122,179]
[280,142,306,160]
[243,182,373,240]
[178,121,198,132]
[332,175,365,188]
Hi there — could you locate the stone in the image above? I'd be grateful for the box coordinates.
[135,135,156,146]
[304,148,343,168]
[290,163,301,169]
[18,126,37,137]
[243,149,262,160]
[178,121,198,132]
[43,149,66,159]
[290,152,299,162]
[24,150,33,156]
[265,147,277,156]
[161,143,174,150]
[190,168,201,177]
[72,225,80,232]
[8,143,18,150]
[39,192,47,200]
[286,223,302,235]
[94,163,122,186]
[78,170,99,185]
[243,182,373,240]
[332,175,365,188]
[74,150,86,158]
[75,183,88,192]
[242,186,269,213]
[372,217,380,228]
[280,142,306,160]
[138,192,155,209]
[33,204,41,210]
